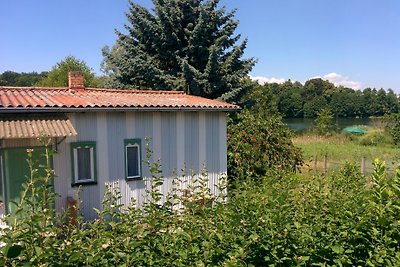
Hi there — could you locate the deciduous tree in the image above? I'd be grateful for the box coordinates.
[36,56,102,87]
[315,108,335,135]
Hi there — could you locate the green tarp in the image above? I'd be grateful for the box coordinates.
[342,127,367,134]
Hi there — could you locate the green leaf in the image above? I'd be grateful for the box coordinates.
[4,244,23,259]
[34,246,43,256]
[331,245,343,254]
[93,208,101,215]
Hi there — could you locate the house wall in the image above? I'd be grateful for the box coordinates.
[53,111,228,220]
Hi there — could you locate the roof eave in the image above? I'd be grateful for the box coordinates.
[0,106,241,113]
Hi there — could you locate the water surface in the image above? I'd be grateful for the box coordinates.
[283,117,384,132]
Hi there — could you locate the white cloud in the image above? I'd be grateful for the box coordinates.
[250,73,362,90]
[249,75,286,85]
[310,72,362,90]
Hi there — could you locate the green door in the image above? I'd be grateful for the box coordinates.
[3,147,49,214]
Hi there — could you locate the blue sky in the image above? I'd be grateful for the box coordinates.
[1,0,399,91]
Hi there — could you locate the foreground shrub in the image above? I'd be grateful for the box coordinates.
[227,109,304,181]
[384,113,400,145]
[1,148,400,266]
[358,129,392,146]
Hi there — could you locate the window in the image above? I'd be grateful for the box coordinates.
[71,142,96,185]
[124,139,141,179]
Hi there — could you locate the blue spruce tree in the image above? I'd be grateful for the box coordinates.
[102,0,256,101]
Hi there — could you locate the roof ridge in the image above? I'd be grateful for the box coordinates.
[0,86,186,95]
[0,86,68,90]
[85,88,186,94]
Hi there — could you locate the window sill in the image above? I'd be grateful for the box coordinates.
[126,176,142,181]
[72,181,97,187]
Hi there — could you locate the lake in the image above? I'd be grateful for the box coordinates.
[283,117,384,132]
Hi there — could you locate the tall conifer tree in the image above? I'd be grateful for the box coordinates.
[102,0,255,101]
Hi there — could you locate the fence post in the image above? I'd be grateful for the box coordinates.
[314,155,318,172]
[361,157,366,175]
[324,153,328,177]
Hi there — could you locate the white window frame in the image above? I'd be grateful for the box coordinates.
[71,142,96,185]
[125,139,141,180]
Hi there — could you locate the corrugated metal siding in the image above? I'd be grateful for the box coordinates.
[184,112,199,173]
[107,113,126,181]
[158,113,176,204]
[161,113,177,178]
[52,113,78,215]
[218,113,228,196]
[198,112,207,171]
[152,113,162,165]
[205,112,220,173]
[53,140,70,213]
[205,112,221,195]
[96,113,110,211]
[72,113,101,220]
[1,111,228,220]
[219,113,227,171]
[74,113,98,141]
[176,113,185,176]
[124,112,141,207]
[106,113,133,209]
[135,112,153,177]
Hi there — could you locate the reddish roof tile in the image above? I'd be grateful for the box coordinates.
[0,87,240,112]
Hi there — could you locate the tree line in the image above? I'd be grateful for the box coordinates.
[0,71,47,87]
[243,78,399,118]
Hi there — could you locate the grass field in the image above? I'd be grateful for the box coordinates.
[293,131,400,175]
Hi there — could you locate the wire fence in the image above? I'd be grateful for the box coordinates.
[303,153,399,176]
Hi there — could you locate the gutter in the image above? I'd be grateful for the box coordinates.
[0,106,241,113]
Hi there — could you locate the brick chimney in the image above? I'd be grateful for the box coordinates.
[68,72,85,90]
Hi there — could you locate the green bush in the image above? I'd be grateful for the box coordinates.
[314,108,336,135]
[227,109,304,181]
[384,113,400,145]
[1,147,400,266]
[358,129,392,146]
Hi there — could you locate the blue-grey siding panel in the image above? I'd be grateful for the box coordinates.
[106,113,127,181]
[161,113,177,177]
[53,140,69,213]
[74,113,98,141]
[205,112,220,173]
[78,185,99,220]
[205,112,221,195]
[134,113,153,177]
[73,113,101,220]
[184,112,199,173]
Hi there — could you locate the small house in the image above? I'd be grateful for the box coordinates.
[0,72,239,221]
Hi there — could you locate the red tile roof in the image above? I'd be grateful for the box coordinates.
[0,87,240,112]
